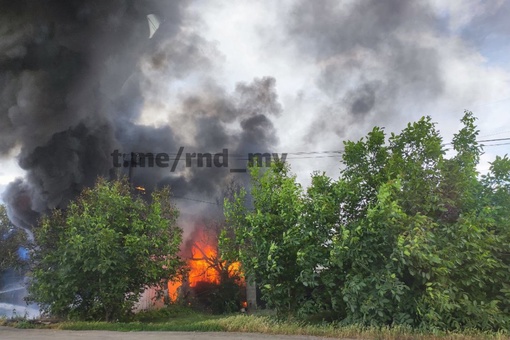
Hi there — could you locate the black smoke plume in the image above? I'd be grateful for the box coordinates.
[0,0,282,229]
[286,0,445,143]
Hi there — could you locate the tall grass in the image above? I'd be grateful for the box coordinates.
[57,311,509,339]
[3,305,508,339]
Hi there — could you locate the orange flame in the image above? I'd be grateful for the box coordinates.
[188,231,220,286]
[167,226,243,302]
[168,280,180,301]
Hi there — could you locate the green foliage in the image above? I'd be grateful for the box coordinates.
[222,111,510,330]
[27,178,185,321]
[222,162,305,315]
[0,204,27,272]
[191,278,245,314]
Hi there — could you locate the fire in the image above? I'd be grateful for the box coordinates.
[135,186,146,193]
[167,225,243,301]
[188,230,220,286]
[168,280,180,301]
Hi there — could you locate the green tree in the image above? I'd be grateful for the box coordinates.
[27,178,184,321]
[222,162,304,315]
[223,111,510,330]
[331,112,510,329]
[0,204,27,272]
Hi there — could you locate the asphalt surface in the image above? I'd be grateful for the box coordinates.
[0,327,340,340]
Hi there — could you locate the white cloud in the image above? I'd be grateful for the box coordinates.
[188,0,510,181]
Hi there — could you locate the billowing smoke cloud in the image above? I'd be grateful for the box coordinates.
[2,0,508,231]
[0,0,282,229]
[132,76,280,200]
[286,0,446,143]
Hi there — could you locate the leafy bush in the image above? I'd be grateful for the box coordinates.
[27,178,185,321]
[222,112,510,330]
[190,278,246,314]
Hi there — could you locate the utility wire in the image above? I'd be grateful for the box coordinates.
[443,137,510,146]
[478,137,510,144]
[127,138,510,163]
[169,137,509,206]
[481,142,510,147]
[128,138,510,184]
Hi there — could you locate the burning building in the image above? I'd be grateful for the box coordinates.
[134,222,246,314]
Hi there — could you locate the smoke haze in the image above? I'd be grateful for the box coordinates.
[0,0,282,229]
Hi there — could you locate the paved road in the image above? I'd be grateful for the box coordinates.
[0,327,340,340]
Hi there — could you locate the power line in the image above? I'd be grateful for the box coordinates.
[482,142,510,147]
[475,137,510,144]
[280,137,510,159]
[153,150,343,157]
[126,138,510,163]
[171,141,510,206]
[443,137,510,146]
[231,155,343,161]
[142,138,510,179]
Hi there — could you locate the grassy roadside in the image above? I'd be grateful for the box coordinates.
[58,316,509,340]
[2,307,509,340]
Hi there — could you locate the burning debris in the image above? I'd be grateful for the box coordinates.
[187,226,242,287]
[167,223,246,313]
[135,186,146,194]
